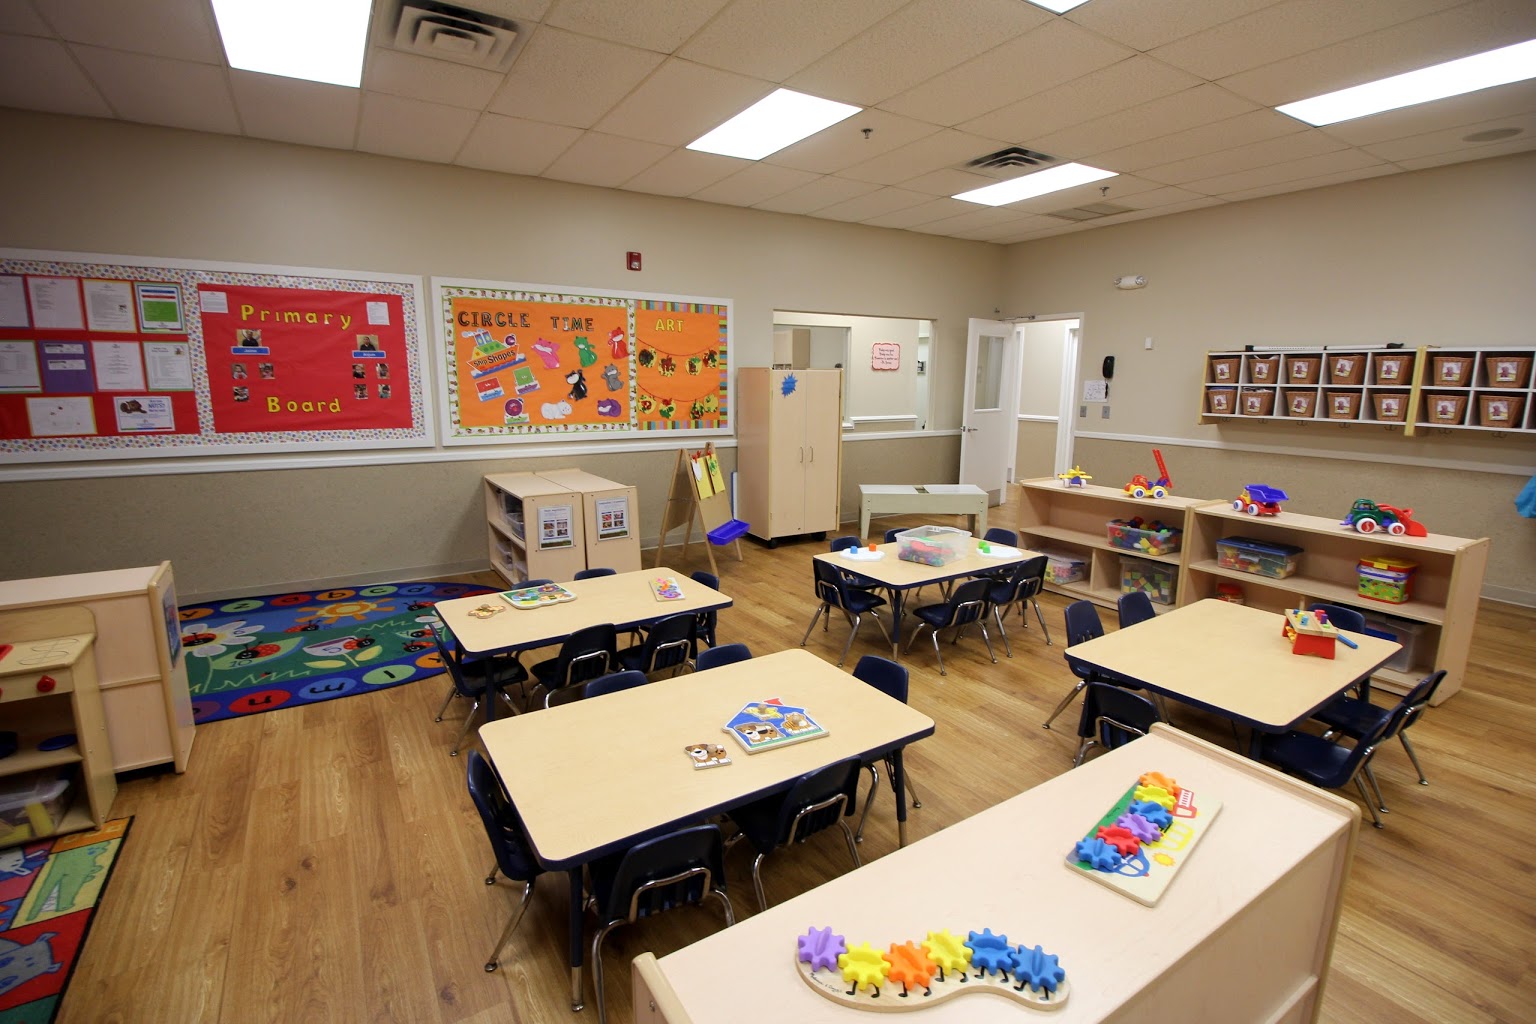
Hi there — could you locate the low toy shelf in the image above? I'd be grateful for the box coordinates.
[1177,502,1488,705]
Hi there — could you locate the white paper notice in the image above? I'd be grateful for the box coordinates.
[83,279,138,332]
[144,341,194,390]
[92,341,147,391]
[0,275,28,327]
[115,395,175,432]
[200,290,229,314]
[366,301,390,326]
[27,396,97,436]
[0,341,42,392]
[537,504,574,550]
[26,276,85,330]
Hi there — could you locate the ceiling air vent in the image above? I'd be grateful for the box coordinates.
[1044,202,1133,222]
[393,1,520,70]
[964,146,1056,178]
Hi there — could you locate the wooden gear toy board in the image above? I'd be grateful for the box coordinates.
[500,583,578,610]
[1065,771,1220,907]
[723,698,828,753]
[795,925,1069,1013]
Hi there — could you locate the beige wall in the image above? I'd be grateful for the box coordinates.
[1002,152,1536,604]
[0,109,998,598]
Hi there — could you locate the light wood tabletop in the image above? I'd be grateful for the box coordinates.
[434,566,731,657]
[1064,598,1402,731]
[479,647,936,1011]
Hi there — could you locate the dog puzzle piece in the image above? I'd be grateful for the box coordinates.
[1095,824,1141,857]
[837,942,890,992]
[965,929,1013,976]
[1127,799,1174,830]
[1074,837,1123,871]
[1012,944,1066,994]
[1138,771,1181,797]
[797,927,845,972]
[921,929,972,974]
[1116,812,1163,843]
[1133,783,1176,809]
[885,941,937,992]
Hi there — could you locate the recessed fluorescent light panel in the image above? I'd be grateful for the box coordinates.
[1024,0,1094,12]
[688,89,861,160]
[953,163,1117,207]
[1277,38,1536,126]
[211,0,371,88]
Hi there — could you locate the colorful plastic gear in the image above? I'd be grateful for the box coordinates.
[838,942,890,991]
[797,927,845,972]
[965,929,1013,976]
[1074,836,1123,871]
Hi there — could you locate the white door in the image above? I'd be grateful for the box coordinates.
[959,318,1021,505]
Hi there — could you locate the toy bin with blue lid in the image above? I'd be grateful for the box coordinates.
[0,768,74,845]
[1357,555,1416,604]
[1038,549,1086,585]
[1215,536,1304,579]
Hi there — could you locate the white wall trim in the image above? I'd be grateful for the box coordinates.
[849,414,920,424]
[1484,586,1536,609]
[1017,413,1059,423]
[1074,430,1536,477]
[843,428,960,443]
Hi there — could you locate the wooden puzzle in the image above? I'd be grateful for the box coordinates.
[795,925,1069,1013]
[723,698,828,754]
[500,583,577,610]
[1065,771,1220,907]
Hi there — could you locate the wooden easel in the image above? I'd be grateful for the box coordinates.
[654,443,749,574]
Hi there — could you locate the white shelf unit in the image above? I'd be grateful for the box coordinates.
[1015,479,1209,614]
[1178,502,1488,705]
[1415,347,1534,433]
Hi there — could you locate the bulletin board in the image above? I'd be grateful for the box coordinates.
[434,278,730,442]
[0,249,430,463]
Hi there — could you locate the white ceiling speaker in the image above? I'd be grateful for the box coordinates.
[393,1,520,69]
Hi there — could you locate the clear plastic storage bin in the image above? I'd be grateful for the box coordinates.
[1106,518,1182,556]
[1120,556,1177,605]
[1038,550,1086,585]
[1215,537,1303,579]
[0,769,74,844]
[895,525,972,567]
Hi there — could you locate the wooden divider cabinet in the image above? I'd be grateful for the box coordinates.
[1178,503,1488,705]
[483,472,587,584]
[537,468,641,574]
[1015,479,1208,614]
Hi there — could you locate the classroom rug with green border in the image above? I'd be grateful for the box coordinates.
[0,818,131,1024]
[177,580,497,724]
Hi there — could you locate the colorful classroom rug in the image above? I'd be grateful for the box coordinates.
[178,581,497,724]
[0,818,131,1024]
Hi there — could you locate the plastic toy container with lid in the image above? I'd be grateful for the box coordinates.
[1357,555,1417,604]
[1120,556,1177,605]
[895,525,971,567]
[0,768,74,844]
[1215,536,1304,579]
[1106,518,1182,556]
[1037,549,1086,585]
[1361,613,1425,672]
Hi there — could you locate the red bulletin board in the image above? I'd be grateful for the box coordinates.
[0,250,429,465]
[436,279,730,442]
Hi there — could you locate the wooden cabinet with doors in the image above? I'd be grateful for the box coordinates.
[736,368,843,545]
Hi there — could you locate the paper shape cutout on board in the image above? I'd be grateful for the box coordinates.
[690,454,714,499]
[1065,772,1221,907]
[704,452,726,493]
[501,583,577,610]
[684,743,732,769]
[724,698,828,753]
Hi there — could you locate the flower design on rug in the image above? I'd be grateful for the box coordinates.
[180,619,263,657]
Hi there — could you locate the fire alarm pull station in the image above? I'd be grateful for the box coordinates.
[626,251,642,271]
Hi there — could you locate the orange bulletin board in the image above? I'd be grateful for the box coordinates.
[435,279,730,442]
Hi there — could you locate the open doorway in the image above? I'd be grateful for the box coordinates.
[1016,317,1081,482]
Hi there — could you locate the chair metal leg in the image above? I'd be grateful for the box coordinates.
[896,757,921,808]
[1363,763,1389,813]
[1354,776,1385,829]
[450,699,483,756]
[903,623,931,654]
[1072,737,1094,767]
[751,852,769,912]
[838,611,862,668]
[975,618,997,664]
[590,920,622,1024]
[434,683,457,722]
[855,763,880,843]
[930,629,946,675]
[838,819,862,870]
[800,603,828,646]
[1032,598,1053,645]
[992,605,1013,658]
[485,864,499,885]
[1400,733,1429,785]
[1041,678,1086,729]
[485,878,536,972]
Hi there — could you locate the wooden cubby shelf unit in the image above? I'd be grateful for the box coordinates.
[483,472,587,586]
[1178,503,1488,705]
[1015,479,1208,614]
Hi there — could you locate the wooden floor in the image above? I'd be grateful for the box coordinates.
[60,515,1536,1024]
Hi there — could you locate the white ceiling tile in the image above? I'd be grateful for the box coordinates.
[593,58,770,147]
[230,71,358,149]
[787,0,1050,106]
[619,148,748,197]
[752,175,879,215]
[1182,148,1389,195]
[860,197,976,229]
[455,114,582,176]
[839,128,1010,186]
[878,20,1134,127]
[72,46,238,133]
[40,0,221,62]
[542,0,733,53]
[899,167,1001,198]
[357,94,479,163]
[764,110,938,175]
[363,48,505,110]
[1090,109,1304,172]
[812,186,935,222]
[1031,84,1259,161]
[1218,0,1536,107]
[0,5,52,33]
[1312,80,1536,147]
[1361,112,1536,162]
[1219,163,1399,202]
[540,132,672,188]
[998,173,1163,216]
[1065,0,1284,53]
[689,163,821,206]
[0,35,112,117]
[1140,129,1348,185]
[960,56,1203,145]
[908,207,1036,236]
[968,213,1067,243]
[677,0,906,82]
[486,27,665,128]
[1120,184,1218,209]
[1395,136,1536,169]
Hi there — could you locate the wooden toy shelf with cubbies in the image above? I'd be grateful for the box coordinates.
[1015,479,1208,615]
[1177,502,1489,705]
[483,471,587,585]
[1200,346,1535,435]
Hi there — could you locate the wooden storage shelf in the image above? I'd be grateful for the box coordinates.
[483,472,586,585]
[1016,479,1207,616]
[1201,345,1536,437]
[537,468,641,574]
[1178,503,1487,705]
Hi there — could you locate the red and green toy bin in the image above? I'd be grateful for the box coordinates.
[1105,518,1182,557]
[1357,555,1416,604]
[1120,556,1177,605]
